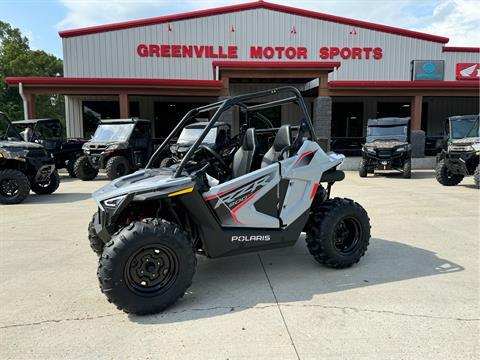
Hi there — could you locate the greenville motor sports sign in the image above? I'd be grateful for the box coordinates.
[136,44,383,60]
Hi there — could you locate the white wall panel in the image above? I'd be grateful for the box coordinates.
[63,8,478,82]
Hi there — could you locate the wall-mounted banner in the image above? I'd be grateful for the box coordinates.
[136,44,383,60]
[456,63,480,80]
[411,60,444,81]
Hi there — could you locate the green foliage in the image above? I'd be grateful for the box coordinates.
[0,21,64,123]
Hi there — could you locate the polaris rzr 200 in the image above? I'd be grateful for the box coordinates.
[0,112,60,204]
[435,115,480,188]
[89,87,372,315]
[75,119,152,181]
[359,117,412,178]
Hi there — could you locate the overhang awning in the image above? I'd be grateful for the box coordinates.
[5,77,225,96]
[329,80,480,89]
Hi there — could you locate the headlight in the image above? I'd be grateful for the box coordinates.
[472,143,480,152]
[106,143,127,151]
[364,147,375,153]
[82,143,89,150]
[102,194,127,209]
[395,146,406,152]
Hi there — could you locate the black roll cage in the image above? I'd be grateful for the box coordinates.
[146,86,316,178]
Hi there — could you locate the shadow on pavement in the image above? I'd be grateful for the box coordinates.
[130,237,463,325]
[374,171,435,179]
[24,192,92,204]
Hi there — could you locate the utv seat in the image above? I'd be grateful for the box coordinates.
[232,128,259,178]
[261,125,292,167]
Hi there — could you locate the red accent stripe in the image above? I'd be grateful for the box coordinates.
[203,184,243,201]
[5,77,223,88]
[329,80,480,88]
[230,192,258,224]
[310,183,319,200]
[213,61,341,69]
[442,46,480,53]
[58,1,449,43]
[296,150,316,163]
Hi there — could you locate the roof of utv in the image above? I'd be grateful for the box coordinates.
[13,118,59,125]
[185,121,228,129]
[368,117,410,127]
[99,118,151,124]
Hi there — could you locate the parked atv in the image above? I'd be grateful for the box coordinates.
[359,117,412,178]
[88,87,372,315]
[435,115,480,188]
[0,112,60,204]
[160,122,232,167]
[13,118,85,177]
[74,118,152,181]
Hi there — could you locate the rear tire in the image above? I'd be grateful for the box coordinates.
[89,213,104,256]
[0,169,30,204]
[31,170,60,195]
[66,158,77,178]
[305,197,371,268]
[74,155,98,181]
[474,163,480,189]
[106,156,131,180]
[403,158,412,179]
[359,159,368,178]
[98,219,196,315]
[435,160,463,186]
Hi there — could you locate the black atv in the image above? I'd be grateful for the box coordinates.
[435,115,480,188]
[13,118,85,178]
[88,87,372,315]
[160,122,233,168]
[0,112,60,204]
[74,118,152,181]
[359,117,412,178]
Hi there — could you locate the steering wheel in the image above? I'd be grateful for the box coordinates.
[195,145,229,171]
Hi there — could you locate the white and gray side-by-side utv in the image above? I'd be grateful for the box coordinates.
[89,87,372,315]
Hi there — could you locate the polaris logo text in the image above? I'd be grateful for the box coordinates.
[231,235,271,242]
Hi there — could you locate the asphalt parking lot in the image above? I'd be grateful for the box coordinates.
[0,170,479,359]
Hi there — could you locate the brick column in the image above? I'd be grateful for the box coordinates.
[119,93,129,118]
[312,96,332,151]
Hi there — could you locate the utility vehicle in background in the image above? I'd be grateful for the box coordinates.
[13,118,85,177]
[88,87,372,315]
[359,117,412,178]
[0,112,60,204]
[74,118,152,181]
[435,114,480,188]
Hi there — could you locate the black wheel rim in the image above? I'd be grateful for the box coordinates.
[125,244,179,296]
[0,179,19,197]
[333,216,362,255]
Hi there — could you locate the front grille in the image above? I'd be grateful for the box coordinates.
[88,144,107,155]
[377,150,392,158]
[27,149,48,158]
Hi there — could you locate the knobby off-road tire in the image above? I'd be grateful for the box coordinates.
[74,155,98,181]
[66,158,77,178]
[31,170,60,195]
[305,197,371,268]
[89,213,104,256]
[0,169,30,204]
[160,157,175,168]
[106,156,131,180]
[358,159,368,178]
[474,163,480,189]
[403,159,412,179]
[98,219,196,315]
[435,160,463,186]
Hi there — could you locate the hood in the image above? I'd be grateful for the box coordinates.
[86,140,125,146]
[365,140,408,149]
[451,137,480,146]
[92,168,192,204]
[0,140,45,150]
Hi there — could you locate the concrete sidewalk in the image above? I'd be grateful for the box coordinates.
[0,171,478,359]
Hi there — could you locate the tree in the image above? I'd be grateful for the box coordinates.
[0,21,64,122]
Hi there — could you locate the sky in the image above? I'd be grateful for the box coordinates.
[1,0,479,59]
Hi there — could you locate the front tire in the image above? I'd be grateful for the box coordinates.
[359,159,368,178]
[403,158,412,179]
[105,156,131,180]
[98,219,196,315]
[305,197,371,268]
[435,160,463,186]
[474,163,480,189]
[88,213,104,256]
[31,170,60,195]
[74,155,98,181]
[66,157,77,178]
[0,169,31,204]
